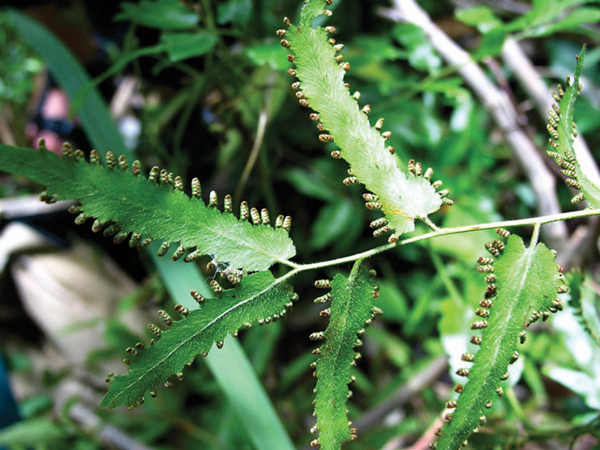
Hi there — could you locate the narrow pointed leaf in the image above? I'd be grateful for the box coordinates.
[0,144,296,271]
[313,262,375,449]
[284,1,444,238]
[436,234,563,450]
[546,46,600,207]
[8,10,132,160]
[101,270,295,408]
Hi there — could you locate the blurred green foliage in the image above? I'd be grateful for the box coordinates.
[0,12,42,105]
[1,0,600,449]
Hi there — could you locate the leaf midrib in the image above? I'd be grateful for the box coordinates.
[109,276,285,406]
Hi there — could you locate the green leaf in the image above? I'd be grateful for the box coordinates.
[546,46,600,208]
[8,10,132,160]
[0,144,296,271]
[152,252,295,450]
[566,272,600,346]
[392,23,442,73]
[473,28,509,58]
[534,8,600,36]
[285,1,446,240]
[101,270,296,408]
[71,45,165,116]
[310,200,355,250]
[312,262,378,449]
[244,42,291,71]
[217,0,253,26]
[0,418,68,446]
[455,6,502,33]
[544,273,600,409]
[436,233,564,450]
[161,31,218,62]
[115,0,199,30]
[283,161,339,202]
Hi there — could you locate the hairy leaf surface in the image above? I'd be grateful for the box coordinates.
[0,144,296,271]
[284,1,444,238]
[547,46,600,207]
[436,235,562,450]
[312,263,376,449]
[101,270,295,408]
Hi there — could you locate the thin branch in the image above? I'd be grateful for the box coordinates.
[235,71,276,200]
[54,379,155,450]
[378,0,568,253]
[530,221,541,247]
[354,356,448,432]
[420,215,441,232]
[281,209,600,272]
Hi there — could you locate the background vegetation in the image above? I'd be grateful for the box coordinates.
[0,0,599,449]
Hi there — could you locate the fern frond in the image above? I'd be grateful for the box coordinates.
[566,272,600,346]
[281,0,448,241]
[434,231,565,450]
[546,45,600,207]
[0,143,296,271]
[101,270,296,409]
[310,263,380,449]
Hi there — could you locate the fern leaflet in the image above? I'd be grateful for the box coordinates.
[565,272,600,346]
[435,231,565,450]
[546,45,600,207]
[0,143,296,271]
[101,270,296,409]
[282,0,448,242]
[310,262,380,449]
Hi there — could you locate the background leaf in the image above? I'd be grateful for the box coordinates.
[115,0,199,30]
[161,32,218,62]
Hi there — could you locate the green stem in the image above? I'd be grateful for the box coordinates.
[505,387,533,429]
[430,247,463,309]
[280,242,396,271]
[530,222,541,247]
[278,208,600,271]
[420,215,441,232]
[200,0,214,30]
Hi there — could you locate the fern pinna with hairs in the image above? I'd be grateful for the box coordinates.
[1,0,598,449]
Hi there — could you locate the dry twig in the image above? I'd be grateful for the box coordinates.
[379,0,568,253]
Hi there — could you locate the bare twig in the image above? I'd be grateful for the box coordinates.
[69,402,156,450]
[235,71,276,200]
[500,37,600,267]
[353,356,448,433]
[501,37,600,187]
[379,0,568,253]
[451,0,531,15]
